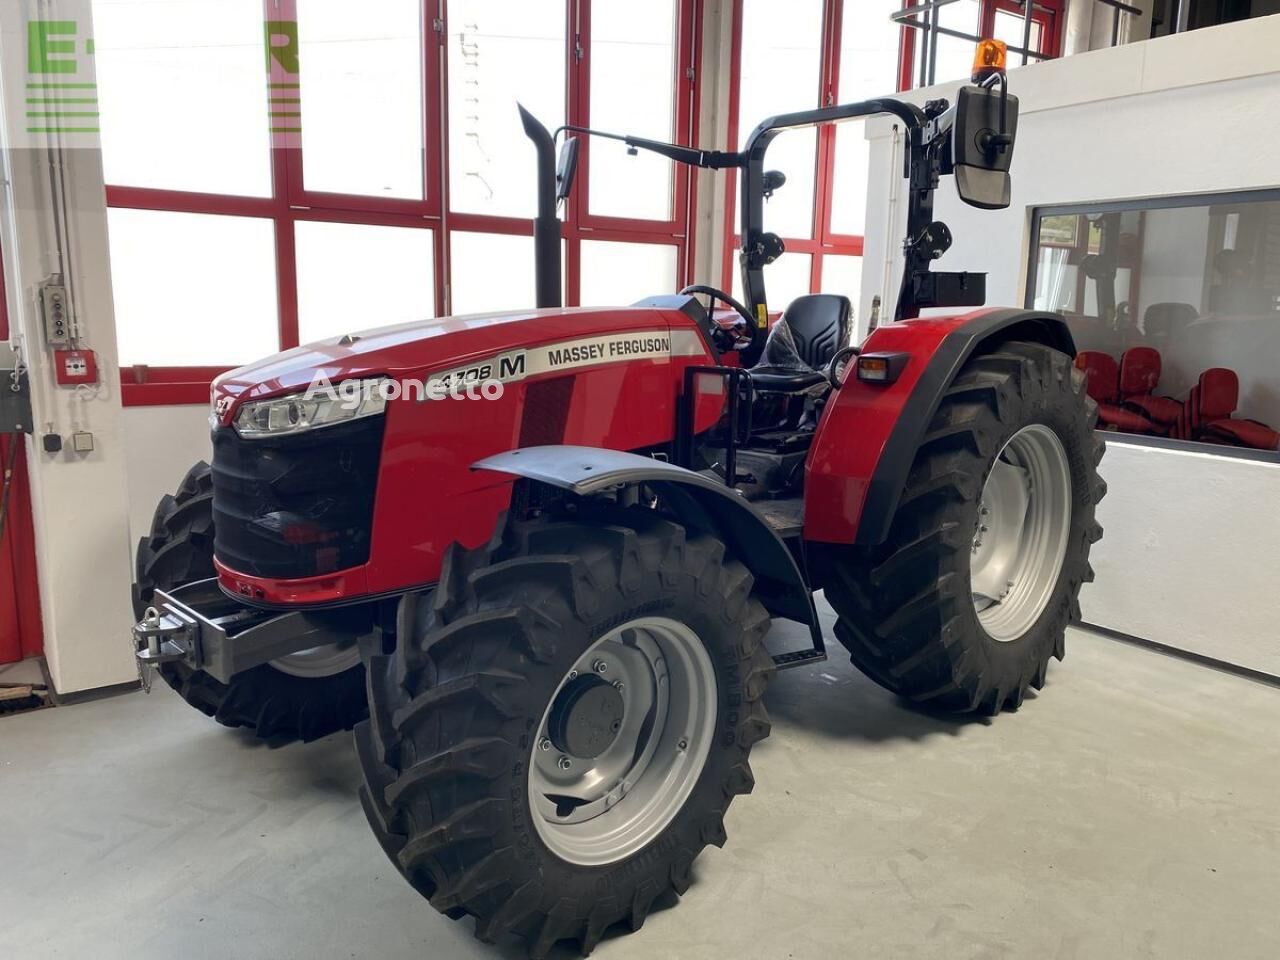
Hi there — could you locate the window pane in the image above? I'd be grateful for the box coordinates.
[588,0,677,220]
[95,0,271,196]
[737,0,824,238]
[733,252,812,312]
[994,11,1045,56]
[580,241,678,306]
[1029,198,1280,449]
[448,1,566,217]
[822,255,862,327]
[296,221,434,343]
[451,232,536,314]
[924,0,981,86]
[831,3,902,236]
[298,1,425,199]
[107,209,277,366]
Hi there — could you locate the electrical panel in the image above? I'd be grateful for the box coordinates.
[39,280,72,345]
[53,348,98,386]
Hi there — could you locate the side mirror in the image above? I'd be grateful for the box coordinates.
[951,85,1019,210]
[556,136,579,203]
[762,169,786,199]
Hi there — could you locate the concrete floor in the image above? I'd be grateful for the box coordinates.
[2,620,1278,960]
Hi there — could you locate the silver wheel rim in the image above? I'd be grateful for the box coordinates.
[971,423,1073,643]
[529,616,717,867]
[270,643,361,679]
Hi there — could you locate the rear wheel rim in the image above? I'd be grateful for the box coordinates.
[971,423,1073,642]
[270,643,361,679]
[528,616,717,867]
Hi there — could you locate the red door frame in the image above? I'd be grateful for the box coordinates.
[0,252,45,664]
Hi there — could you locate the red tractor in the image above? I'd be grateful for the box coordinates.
[132,66,1103,957]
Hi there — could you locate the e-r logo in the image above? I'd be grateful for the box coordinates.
[28,21,94,75]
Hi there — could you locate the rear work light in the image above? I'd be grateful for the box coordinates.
[856,352,909,384]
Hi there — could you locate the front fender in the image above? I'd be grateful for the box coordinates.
[473,445,820,637]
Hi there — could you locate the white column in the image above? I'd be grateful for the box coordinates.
[0,0,137,692]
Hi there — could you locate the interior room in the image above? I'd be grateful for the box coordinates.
[2,2,1278,958]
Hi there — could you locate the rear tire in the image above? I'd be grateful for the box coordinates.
[356,506,774,957]
[823,341,1106,715]
[134,460,368,742]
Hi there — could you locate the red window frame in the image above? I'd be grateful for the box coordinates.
[898,0,1065,91]
[111,0,702,406]
[719,0,907,306]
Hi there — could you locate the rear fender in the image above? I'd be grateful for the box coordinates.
[805,308,1075,547]
[473,445,821,639]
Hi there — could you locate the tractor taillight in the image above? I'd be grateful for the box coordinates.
[856,353,909,384]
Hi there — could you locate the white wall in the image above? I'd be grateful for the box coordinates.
[1087,443,1280,677]
[861,15,1280,675]
[122,406,214,547]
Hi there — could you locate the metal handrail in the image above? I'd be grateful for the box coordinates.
[892,0,1145,88]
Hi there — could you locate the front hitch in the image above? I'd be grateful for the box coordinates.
[129,578,368,690]
[132,604,197,692]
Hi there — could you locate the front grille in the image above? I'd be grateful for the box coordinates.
[211,416,385,580]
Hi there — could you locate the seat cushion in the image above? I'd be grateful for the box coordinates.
[1098,402,1159,434]
[748,367,829,394]
[1126,395,1182,424]
[1203,419,1280,450]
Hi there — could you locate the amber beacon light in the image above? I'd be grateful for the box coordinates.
[972,38,1008,82]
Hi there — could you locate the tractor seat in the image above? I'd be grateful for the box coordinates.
[749,294,852,394]
[748,368,829,392]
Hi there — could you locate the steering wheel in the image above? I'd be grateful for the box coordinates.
[678,284,758,350]
[826,344,860,389]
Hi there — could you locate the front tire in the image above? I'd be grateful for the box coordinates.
[824,341,1106,715]
[133,460,368,742]
[356,507,774,957]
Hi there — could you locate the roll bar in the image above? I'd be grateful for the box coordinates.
[519,75,1016,337]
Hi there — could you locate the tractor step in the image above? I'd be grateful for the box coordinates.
[771,648,828,670]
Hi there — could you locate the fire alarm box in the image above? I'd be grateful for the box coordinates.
[54,349,99,387]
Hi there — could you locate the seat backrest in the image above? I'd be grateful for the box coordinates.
[1119,346,1161,397]
[1075,351,1119,403]
[779,294,851,370]
[1142,302,1198,339]
[1198,367,1239,421]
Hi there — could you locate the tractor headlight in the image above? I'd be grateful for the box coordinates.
[233,377,389,440]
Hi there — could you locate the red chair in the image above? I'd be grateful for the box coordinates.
[1180,368,1280,450]
[1118,347,1182,432]
[1074,351,1160,434]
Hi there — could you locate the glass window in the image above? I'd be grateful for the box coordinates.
[94,0,271,196]
[733,252,812,313]
[831,2,902,236]
[107,209,278,366]
[451,232,537,315]
[822,254,863,326]
[588,0,678,221]
[298,0,425,199]
[736,0,824,239]
[448,0,566,218]
[930,0,981,85]
[994,10,1045,56]
[579,241,678,306]
[1029,196,1280,452]
[295,221,435,343]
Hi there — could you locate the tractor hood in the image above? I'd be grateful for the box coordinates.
[211,304,700,420]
